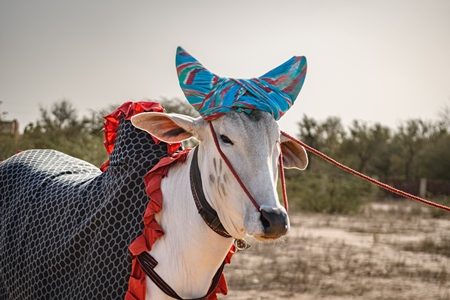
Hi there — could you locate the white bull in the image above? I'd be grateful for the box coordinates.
[0,44,308,299]
[131,108,308,299]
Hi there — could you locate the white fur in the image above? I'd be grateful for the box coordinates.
[131,110,308,299]
[145,153,233,299]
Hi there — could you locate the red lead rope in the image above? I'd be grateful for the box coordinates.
[280,130,450,213]
[278,151,289,211]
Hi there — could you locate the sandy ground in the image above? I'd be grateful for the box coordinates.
[222,202,450,300]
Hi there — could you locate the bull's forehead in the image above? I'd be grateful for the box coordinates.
[219,110,279,147]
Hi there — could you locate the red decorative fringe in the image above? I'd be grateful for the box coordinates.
[100,101,233,299]
[100,101,180,172]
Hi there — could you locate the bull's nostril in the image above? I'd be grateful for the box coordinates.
[260,212,270,230]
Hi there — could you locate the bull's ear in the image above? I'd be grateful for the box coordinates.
[131,112,196,143]
[280,132,308,170]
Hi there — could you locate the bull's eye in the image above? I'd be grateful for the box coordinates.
[220,134,233,145]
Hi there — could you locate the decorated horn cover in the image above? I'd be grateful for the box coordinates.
[176,46,307,121]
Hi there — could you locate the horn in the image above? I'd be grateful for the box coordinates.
[175,46,308,121]
[175,47,219,111]
[259,55,307,103]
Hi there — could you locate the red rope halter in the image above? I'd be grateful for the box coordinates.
[209,123,291,212]
[209,122,262,212]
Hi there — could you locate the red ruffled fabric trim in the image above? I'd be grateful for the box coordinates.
[125,150,189,300]
[100,101,180,172]
[125,148,235,300]
[99,101,234,299]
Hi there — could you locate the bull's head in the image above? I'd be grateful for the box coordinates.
[132,47,308,241]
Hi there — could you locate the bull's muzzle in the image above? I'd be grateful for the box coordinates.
[260,207,289,239]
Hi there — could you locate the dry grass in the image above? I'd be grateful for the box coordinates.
[223,201,450,300]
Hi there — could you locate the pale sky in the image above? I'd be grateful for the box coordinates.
[1,0,449,134]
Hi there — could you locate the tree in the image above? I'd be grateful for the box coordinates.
[419,106,450,180]
[341,121,391,177]
[421,134,450,180]
[20,99,108,166]
[437,101,450,133]
[391,119,431,179]
[37,99,82,133]
[297,115,345,172]
[82,104,120,134]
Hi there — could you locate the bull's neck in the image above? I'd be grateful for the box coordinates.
[145,148,233,300]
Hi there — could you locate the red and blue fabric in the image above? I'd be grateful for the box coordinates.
[176,46,307,121]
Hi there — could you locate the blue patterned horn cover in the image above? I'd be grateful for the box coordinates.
[176,46,307,121]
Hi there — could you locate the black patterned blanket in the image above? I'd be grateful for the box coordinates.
[0,102,179,299]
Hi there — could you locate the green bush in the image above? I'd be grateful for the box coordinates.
[285,172,370,214]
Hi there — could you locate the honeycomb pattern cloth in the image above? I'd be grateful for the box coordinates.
[0,102,179,299]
